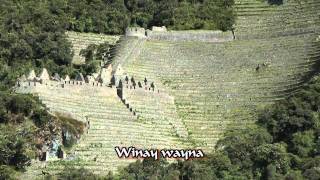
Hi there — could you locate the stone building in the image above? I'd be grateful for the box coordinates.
[27,70,37,81]
[100,64,113,85]
[151,26,167,32]
[125,27,146,38]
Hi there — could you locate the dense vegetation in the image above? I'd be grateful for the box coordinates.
[0,0,235,86]
[0,93,85,179]
[0,1,80,177]
[0,1,76,176]
[50,77,320,179]
[266,0,283,5]
[77,42,116,75]
[62,0,235,33]
[0,93,60,179]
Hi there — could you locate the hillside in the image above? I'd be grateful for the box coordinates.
[114,0,320,150]
[12,0,320,178]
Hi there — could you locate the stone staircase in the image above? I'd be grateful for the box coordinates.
[112,37,146,75]
[122,83,189,139]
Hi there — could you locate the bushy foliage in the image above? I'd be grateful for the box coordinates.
[52,0,235,34]
[0,165,19,180]
[56,166,110,180]
[0,125,31,171]
[117,158,171,179]
[0,0,235,38]
[78,42,116,75]
[56,114,85,148]
[0,2,72,63]
[0,92,51,126]
[267,0,283,5]
[0,1,74,88]
[0,2,78,175]
[0,0,236,86]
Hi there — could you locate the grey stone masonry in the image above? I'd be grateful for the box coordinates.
[125,26,234,42]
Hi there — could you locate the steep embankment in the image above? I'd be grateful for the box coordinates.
[117,0,320,151]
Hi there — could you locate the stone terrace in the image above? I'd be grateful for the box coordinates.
[122,83,189,138]
[235,0,320,39]
[66,31,120,64]
[118,0,320,150]
[147,30,234,42]
[17,79,190,177]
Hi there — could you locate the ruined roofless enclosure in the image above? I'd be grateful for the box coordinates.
[15,0,320,177]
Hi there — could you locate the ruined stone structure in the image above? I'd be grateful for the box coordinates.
[125,26,234,42]
[17,67,176,121]
[18,0,320,178]
[16,66,189,177]
[100,64,113,85]
[125,27,147,38]
[151,26,167,32]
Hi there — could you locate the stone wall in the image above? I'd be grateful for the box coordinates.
[147,30,234,42]
[16,80,116,97]
[16,69,165,119]
[151,26,167,32]
[125,26,234,42]
[16,68,115,98]
[125,27,146,38]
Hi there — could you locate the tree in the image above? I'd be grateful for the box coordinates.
[0,165,18,180]
[258,97,317,143]
[303,168,320,180]
[0,125,31,170]
[5,95,33,115]
[291,130,316,157]
[80,44,97,63]
[253,143,291,177]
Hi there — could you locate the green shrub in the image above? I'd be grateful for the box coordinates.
[0,165,18,180]
[57,167,109,180]
[56,114,85,148]
[0,125,31,170]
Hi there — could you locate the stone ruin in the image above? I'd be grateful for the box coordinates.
[125,26,234,42]
[125,27,147,38]
[151,26,167,32]
[16,65,162,118]
[15,65,179,164]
